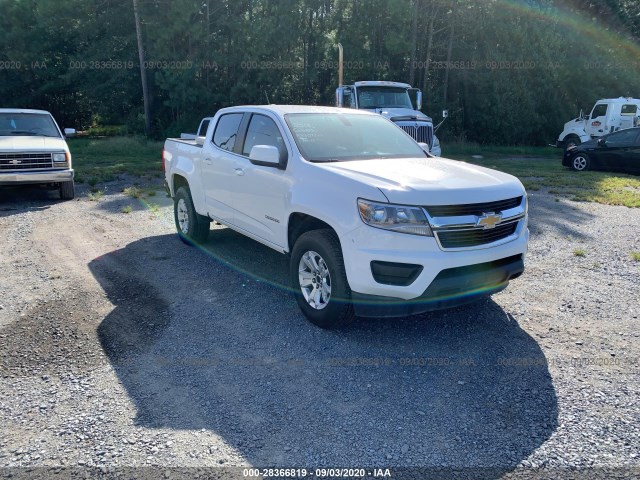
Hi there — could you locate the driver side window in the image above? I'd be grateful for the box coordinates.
[591,104,608,119]
[242,114,287,160]
[603,128,639,147]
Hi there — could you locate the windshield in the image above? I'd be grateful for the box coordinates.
[285,113,425,162]
[356,86,413,109]
[0,113,61,137]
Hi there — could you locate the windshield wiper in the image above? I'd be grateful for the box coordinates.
[8,130,39,136]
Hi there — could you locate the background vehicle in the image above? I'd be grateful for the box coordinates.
[163,105,528,328]
[557,97,640,152]
[0,109,76,199]
[563,126,640,174]
[335,80,445,156]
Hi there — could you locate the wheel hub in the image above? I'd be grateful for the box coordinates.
[298,250,332,310]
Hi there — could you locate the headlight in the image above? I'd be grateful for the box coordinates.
[357,199,433,236]
[432,136,440,148]
[53,153,67,163]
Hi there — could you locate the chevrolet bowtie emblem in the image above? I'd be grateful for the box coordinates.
[477,212,502,229]
[10,159,21,165]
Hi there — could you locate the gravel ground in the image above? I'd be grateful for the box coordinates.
[0,180,638,480]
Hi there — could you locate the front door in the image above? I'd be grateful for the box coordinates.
[231,113,290,248]
[598,128,640,172]
[585,103,608,138]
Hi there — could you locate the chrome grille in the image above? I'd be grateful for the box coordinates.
[398,124,433,147]
[436,222,518,249]
[425,196,527,250]
[425,197,523,217]
[0,152,54,171]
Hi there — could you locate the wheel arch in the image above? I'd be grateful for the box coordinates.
[171,173,189,197]
[287,213,341,253]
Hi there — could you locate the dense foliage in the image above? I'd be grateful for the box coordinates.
[1,0,640,144]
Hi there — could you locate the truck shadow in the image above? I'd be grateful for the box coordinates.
[0,185,59,217]
[89,231,557,474]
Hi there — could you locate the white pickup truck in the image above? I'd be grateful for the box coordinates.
[0,109,76,199]
[163,105,528,328]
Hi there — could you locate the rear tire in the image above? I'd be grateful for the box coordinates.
[571,153,590,172]
[59,180,75,200]
[290,229,354,329]
[174,186,210,245]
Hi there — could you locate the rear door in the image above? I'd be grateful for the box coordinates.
[200,112,245,223]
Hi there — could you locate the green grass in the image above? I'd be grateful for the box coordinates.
[69,136,163,184]
[631,251,640,262]
[87,190,104,201]
[445,144,640,208]
[445,143,559,160]
[573,249,587,257]
[121,205,133,214]
[68,136,640,208]
[123,186,143,198]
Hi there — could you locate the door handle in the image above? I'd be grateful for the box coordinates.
[235,168,245,176]
[203,158,213,165]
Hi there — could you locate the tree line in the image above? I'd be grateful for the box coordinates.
[1,0,640,145]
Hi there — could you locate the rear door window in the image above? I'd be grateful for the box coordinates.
[213,114,243,151]
[198,119,210,137]
[621,104,638,116]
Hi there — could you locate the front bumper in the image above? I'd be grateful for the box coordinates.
[341,223,529,317]
[352,254,524,317]
[0,169,74,186]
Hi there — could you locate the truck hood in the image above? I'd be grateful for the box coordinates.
[0,136,67,152]
[564,117,586,130]
[362,107,432,123]
[317,157,525,205]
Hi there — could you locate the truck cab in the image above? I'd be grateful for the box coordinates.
[557,97,640,151]
[335,81,440,155]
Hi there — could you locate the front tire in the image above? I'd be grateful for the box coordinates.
[59,180,75,200]
[571,153,590,171]
[564,135,581,153]
[290,229,353,329]
[174,186,209,245]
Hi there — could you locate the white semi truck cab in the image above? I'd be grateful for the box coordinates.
[557,97,640,151]
[335,81,442,156]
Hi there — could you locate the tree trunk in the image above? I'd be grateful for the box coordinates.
[408,0,419,85]
[133,0,151,136]
[421,4,438,94]
[442,9,455,105]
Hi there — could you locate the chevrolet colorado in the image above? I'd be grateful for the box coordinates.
[163,106,528,328]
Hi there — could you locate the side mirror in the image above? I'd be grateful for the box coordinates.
[195,136,206,146]
[336,87,344,107]
[597,138,606,147]
[64,128,76,137]
[249,145,282,167]
[442,110,449,119]
[417,142,430,154]
[408,88,422,111]
[415,91,423,111]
